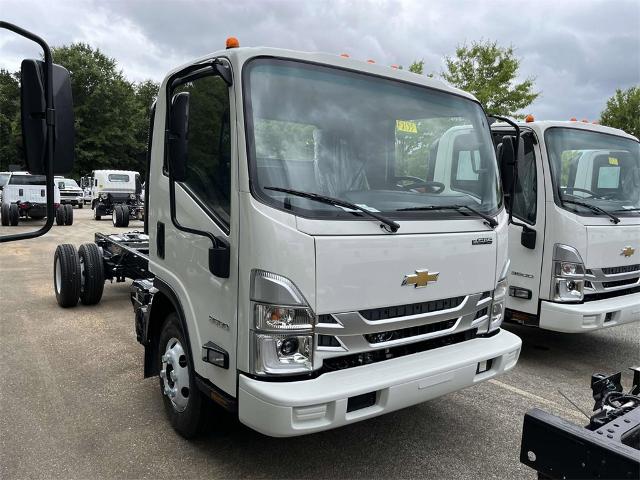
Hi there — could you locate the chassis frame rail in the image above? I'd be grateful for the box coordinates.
[95,232,151,282]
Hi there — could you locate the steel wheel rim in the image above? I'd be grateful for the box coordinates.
[160,337,190,412]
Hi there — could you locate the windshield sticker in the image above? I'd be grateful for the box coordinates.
[608,157,619,165]
[396,120,418,134]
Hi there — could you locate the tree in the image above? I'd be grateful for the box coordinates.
[0,69,22,170]
[52,43,149,177]
[441,40,539,117]
[600,86,640,138]
[409,60,424,74]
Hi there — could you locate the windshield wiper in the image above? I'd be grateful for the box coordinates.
[561,199,620,224]
[396,204,498,228]
[264,186,400,233]
[613,207,640,212]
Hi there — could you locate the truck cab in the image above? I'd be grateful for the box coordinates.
[55,176,84,208]
[492,120,640,332]
[53,45,522,438]
[90,169,143,225]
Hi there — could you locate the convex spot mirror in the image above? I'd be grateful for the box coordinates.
[21,60,75,175]
[168,92,190,182]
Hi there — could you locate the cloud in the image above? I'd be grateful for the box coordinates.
[1,0,638,119]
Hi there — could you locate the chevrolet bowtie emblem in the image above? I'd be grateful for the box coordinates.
[621,246,635,257]
[402,269,439,288]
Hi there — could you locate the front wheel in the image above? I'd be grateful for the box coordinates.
[78,203,83,209]
[1,203,9,226]
[56,206,66,226]
[64,204,74,225]
[9,204,19,226]
[158,313,204,438]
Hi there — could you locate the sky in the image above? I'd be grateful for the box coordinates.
[1,0,638,120]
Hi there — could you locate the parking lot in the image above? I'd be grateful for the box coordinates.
[1,208,639,479]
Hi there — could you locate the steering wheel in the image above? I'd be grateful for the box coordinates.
[560,187,603,199]
[395,176,445,194]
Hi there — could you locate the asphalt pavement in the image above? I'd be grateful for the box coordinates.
[1,207,639,479]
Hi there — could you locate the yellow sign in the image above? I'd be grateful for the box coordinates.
[402,269,439,288]
[608,157,619,166]
[396,120,418,134]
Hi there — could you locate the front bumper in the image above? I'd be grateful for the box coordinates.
[238,329,521,437]
[539,292,640,333]
[60,197,82,205]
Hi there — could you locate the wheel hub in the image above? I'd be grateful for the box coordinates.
[159,338,190,412]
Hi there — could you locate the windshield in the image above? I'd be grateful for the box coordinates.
[546,128,640,217]
[58,179,79,189]
[8,175,46,186]
[0,174,9,188]
[245,59,502,221]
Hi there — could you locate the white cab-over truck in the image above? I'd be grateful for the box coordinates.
[492,120,640,333]
[90,169,143,226]
[1,173,73,226]
[51,43,521,438]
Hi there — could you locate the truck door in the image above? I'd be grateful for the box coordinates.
[152,67,238,397]
[504,132,546,319]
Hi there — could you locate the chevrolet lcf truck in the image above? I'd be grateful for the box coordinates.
[51,41,522,438]
[492,119,640,333]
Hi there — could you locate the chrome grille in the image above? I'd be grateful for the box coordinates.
[584,264,640,300]
[314,291,491,367]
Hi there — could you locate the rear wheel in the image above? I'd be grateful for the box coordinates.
[93,205,101,221]
[64,204,74,225]
[158,313,204,438]
[56,206,66,226]
[121,205,130,227]
[53,244,81,308]
[1,203,9,226]
[112,205,123,227]
[78,243,104,305]
[9,204,19,226]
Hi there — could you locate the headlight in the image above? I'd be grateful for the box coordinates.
[250,270,315,376]
[488,260,509,333]
[551,244,585,302]
[130,193,136,200]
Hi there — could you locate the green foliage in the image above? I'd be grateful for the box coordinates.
[600,86,640,138]
[52,43,158,177]
[408,60,424,75]
[441,40,539,117]
[0,69,22,170]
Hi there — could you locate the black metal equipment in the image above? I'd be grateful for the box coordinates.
[520,367,640,479]
[95,232,150,282]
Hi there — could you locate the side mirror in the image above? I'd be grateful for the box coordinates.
[168,92,190,182]
[521,225,536,249]
[21,60,74,175]
[135,173,142,195]
[498,136,516,195]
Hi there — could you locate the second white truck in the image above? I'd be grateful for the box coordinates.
[492,119,640,333]
[90,169,143,226]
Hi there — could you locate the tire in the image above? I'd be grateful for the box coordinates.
[112,205,122,227]
[53,244,81,308]
[121,205,130,227]
[158,313,204,438]
[56,206,66,225]
[64,204,74,225]
[93,206,101,221]
[78,243,104,305]
[9,204,19,226]
[78,203,83,209]
[1,203,9,226]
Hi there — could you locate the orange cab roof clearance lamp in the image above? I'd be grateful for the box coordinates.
[340,53,350,58]
[525,114,535,123]
[226,37,239,49]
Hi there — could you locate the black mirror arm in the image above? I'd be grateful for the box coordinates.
[0,22,55,243]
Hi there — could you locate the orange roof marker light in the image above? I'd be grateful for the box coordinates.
[367,59,376,64]
[390,64,399,69]
[340,53,350,58]
[525,114,535,123]
[581,119,589,123]
[570,117,577,121]
[592,120,599,125]
[226,37,240,49]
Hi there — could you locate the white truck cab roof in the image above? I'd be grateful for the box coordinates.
[494,119,638,142]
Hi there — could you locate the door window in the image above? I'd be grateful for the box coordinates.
[174,75,231,226]
[511,136,537,224]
